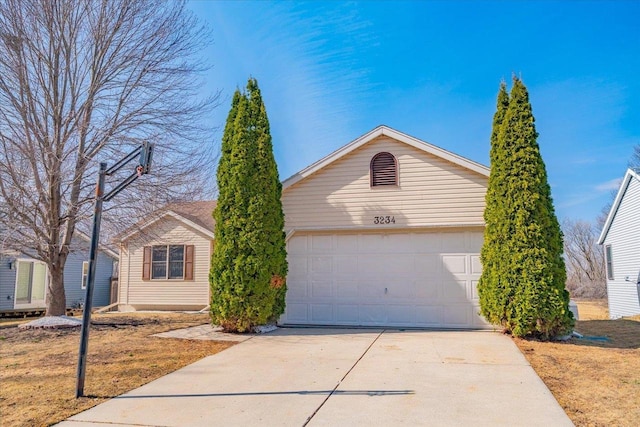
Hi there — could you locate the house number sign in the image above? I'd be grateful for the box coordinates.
[373,216,396,224]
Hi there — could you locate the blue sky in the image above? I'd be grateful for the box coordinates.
[188,0,639,222]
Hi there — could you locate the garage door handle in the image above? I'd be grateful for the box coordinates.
[385,288,388,294]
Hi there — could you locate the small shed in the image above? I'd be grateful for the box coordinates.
[0,235,118,313]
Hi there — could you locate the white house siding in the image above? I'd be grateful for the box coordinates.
[282,136,487,231]
[118,217,211,310]
[603,177,640,318]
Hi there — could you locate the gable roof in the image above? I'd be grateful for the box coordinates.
[75,232,119,259]
[598,168,640,244]
[282,125,490,190]
[117,200,216,242]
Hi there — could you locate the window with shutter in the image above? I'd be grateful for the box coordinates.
[143,244,193,280]
[370,152,398,186]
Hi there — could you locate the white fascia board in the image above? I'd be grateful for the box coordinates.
[282,125,490,191]
[597,169,639,245]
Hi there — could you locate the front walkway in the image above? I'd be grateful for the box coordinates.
[56,328,572,426]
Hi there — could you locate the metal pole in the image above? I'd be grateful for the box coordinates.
[76,162,107,398]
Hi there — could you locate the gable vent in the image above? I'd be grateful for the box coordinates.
[370,152,398,186]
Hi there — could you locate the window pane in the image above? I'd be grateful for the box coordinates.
[32,263,46,300]
[152,262,166,279]
[152,246,167,262]
[16,261,31,302]
[169,245,184,262]
[169,261,184,279]
[82,261,89,289]
[605,245,614,280]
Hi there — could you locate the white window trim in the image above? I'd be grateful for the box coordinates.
[151,244,185,280]
[605,244,614,280]
[13,258,48,308]
[81,261,89,289]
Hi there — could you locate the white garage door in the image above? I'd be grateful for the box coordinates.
[282,230,488,328]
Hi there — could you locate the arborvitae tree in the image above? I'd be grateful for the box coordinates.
[245,79,288,319]
[210,78,287,332]
[479,77,574,339]
[478,82,510,325]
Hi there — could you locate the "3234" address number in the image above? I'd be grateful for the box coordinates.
[373,216,396,225]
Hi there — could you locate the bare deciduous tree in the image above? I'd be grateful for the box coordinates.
[630,144,640,171]
[0,0,218,315]
[597,144,640,230]
[562,218,607,299]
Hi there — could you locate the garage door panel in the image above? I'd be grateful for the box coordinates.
[387,279,414,298]
[442,255,467,274]
[387,305,415,323]
[467,232,484,249]
[358,234,412,253]
[415,305,443,325]
[283,231,486,328]
[358,280,386,298]
[311,235,333,252]
[336,234,358,253]
[359,304,386,323]
[442,232,466,252]
[286,303,308,322]
[287,278,307,298]
[311,280,332,298]
[442,279,468,301]
[414,233,442,252]
[336,256,358,274]
[357,254,413,274]
[471,255,482,274]
[337,280,358,298]
[470,280,480,300]
[416,254,440,274]
[311,304,333,322]
[311,256,332,274]
[288,256,308,275]
[443,305,470,326]
[415,277,439,298]
[288,236,308,253]
[337,304,359,322]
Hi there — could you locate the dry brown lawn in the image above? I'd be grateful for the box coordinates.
[515,299,640,427]
[0,312,234,427]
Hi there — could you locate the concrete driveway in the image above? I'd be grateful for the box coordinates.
[57,328,572,426]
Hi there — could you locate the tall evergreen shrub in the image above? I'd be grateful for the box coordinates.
[210,78,287,332]
[478,77,573,339]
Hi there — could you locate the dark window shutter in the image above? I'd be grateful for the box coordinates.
[185,245,194,280]
[142,246,151,280]
[370,152,397,186]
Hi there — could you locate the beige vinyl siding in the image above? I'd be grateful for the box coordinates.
[118,217,211,309]
[603,176,640,318]
[282,136,487,230]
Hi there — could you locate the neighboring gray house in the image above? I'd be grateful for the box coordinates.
[0,234,118,313]
[598,168,640,319]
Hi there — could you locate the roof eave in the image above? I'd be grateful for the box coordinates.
[117,211,214,243]
[281,125,489,191]
[597,169,639,244]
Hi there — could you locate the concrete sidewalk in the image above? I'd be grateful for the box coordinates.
[56,328,572,427]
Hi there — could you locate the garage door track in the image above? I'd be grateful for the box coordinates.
[57,328,572,426]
